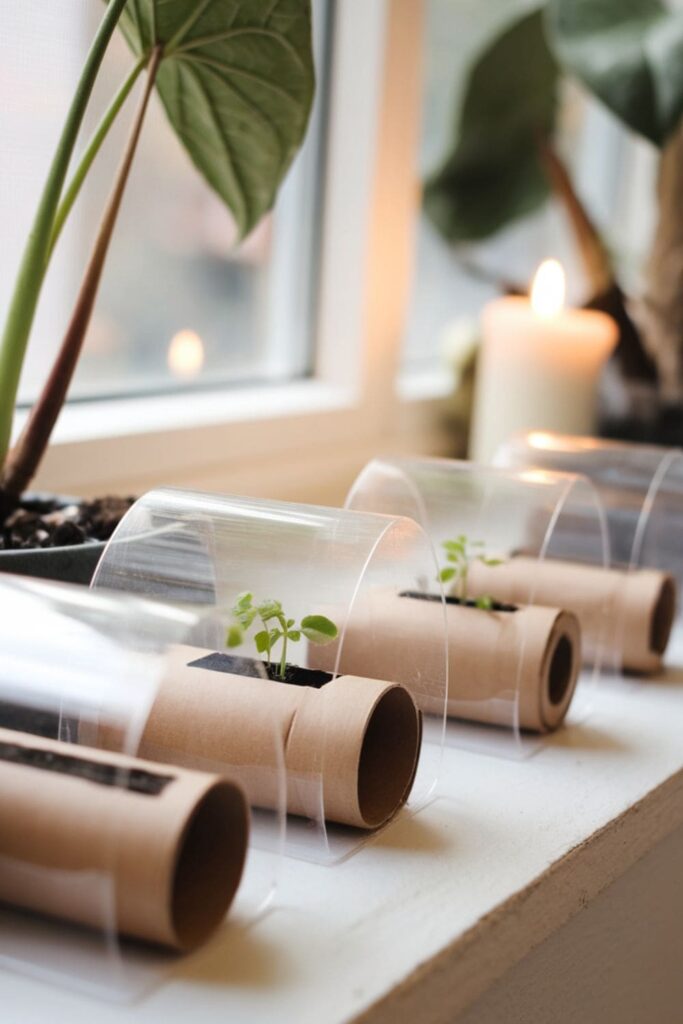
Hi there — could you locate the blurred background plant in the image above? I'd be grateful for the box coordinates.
[422,0,683,446]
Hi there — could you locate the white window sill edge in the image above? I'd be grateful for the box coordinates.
[13,378,355,447]
[15,368,453,449]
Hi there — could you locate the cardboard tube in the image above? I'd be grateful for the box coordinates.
[0,728,249,951]
[312,592,580,733]
[467,556,677,674]
[98,646,421,831]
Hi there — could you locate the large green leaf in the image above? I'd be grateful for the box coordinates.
[111,0,315,236]
[424,9,558,244]
[547,0,683,146]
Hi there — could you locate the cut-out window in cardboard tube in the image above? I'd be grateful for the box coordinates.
[345,457,611,756]
[91,488,448,864]
[0,574,285,1002]
[495,432,682,675]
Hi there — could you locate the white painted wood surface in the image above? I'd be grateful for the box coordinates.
[4,643,683,1024]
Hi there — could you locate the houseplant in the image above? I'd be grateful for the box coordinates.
[425,0,683,442]
[0,0,315,581]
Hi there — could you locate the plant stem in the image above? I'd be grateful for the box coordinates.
[280,633,288,680]
[0,0,129,469]
[48,56,147,260]
[277,612,289,679]
[1,45,164,499]
[460,563,468,603]
[537,138,613,295]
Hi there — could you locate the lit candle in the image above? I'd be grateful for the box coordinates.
[469,260,618,463]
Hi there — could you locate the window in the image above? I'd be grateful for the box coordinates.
[2,1,331,404]
[6,1,551,504]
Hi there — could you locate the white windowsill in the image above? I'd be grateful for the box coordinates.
[5,636,683,1022]
[13,378,358,448]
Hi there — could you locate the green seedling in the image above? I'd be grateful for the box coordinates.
[226,592,338,681]
[438,535,504,610]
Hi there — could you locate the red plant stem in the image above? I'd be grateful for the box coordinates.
[1,45,163,498]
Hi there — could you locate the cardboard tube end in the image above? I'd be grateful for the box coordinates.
[357,686,421,829]
[650,575,676,657]
[548,634,574,707]
[540,611,581,732]
[171,780,249,951]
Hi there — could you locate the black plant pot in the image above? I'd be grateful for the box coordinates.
[0,541,105,585]
[0,493,106,586]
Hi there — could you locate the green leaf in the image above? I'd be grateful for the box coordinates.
[226,623,244,647]
[475,595,494,611]
[112,0,316,237]
[424,9,557,243]
[481,557,504,567]
[254,629,270,653]
[547,0,683,146]
[231,590,256,626]
[287,629,301,642]
[438,567,456,584]
[300,614,338,646]
[256,598,283,621]
[442,539,466,555]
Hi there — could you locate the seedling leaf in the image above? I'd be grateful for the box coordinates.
[226,623,244,648]
[300,615,338,645]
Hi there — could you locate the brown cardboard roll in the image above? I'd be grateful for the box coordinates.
[467,556,676,674]
[98,646,421,831]
[311,592,580,733]
[0,728,249,951]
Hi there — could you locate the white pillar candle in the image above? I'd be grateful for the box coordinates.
[469,261,618,464]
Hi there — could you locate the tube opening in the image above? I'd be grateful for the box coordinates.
[548,634,574,707]
[650,577,676,656]
[171,781,249,951]
[357,687,420,829]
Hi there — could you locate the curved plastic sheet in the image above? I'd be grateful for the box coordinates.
[496,433,682,674]
[92,488,449,864]
[0,575,283,1001]
[346,457,610,757]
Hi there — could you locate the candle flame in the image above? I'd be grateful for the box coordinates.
[168,329,205,379]
[530,259,565,318]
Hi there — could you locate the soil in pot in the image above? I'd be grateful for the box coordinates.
[187,651,335,688]
[0,493,133,552]
[0,493,134,584]
[399,590,519,613]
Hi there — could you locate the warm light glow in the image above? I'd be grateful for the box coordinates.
[168,329,205,379]
[530,259,565,318]
[528,431,600,453]
[528,431,563,451]
[518,468,558,486]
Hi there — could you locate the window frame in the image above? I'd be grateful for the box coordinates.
[21,0,454,507]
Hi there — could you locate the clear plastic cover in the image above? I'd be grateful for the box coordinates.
[92,488,448,863]
[496,432,682,673]
[0,574,284,1001]
[346,457,610,756]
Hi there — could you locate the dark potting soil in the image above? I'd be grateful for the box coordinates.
[0,493,134,551]
[188,651,335,689]
[0,701,79,742]
[0,739,174,796]
[399,590,519,613]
